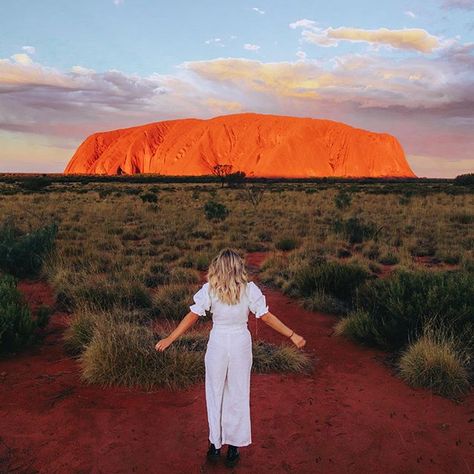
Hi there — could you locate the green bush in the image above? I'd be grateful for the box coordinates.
[275,237,299,251]
[0,275,36,353]
[203,200,229,221]
[140,192,158,203]
[333,217,377,244]
[354,269,474,350]
[151,283,199,320]
[293,260,370,307]
[334,189,352,210]
[0,222,58,278]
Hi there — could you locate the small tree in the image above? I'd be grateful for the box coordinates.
[212,164,233,188]
[226,171,246,188]
[244,185,266,209]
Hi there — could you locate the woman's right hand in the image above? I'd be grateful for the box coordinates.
[290,333,306,349]
[155,337,173,352]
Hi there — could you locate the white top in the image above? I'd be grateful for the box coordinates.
[189,281,269,327]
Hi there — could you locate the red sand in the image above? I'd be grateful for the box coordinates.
[0,253,473,473]
[64,113,416,178]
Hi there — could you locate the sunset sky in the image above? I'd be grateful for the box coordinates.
[1,0,473,177]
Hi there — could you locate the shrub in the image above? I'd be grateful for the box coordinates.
[454,173,474,186]
[354,269,474,351]
[0,275,36,353]
[275,237,299,251]
[252,340,313,374]
[398,330,470,399]
[140,192,158,203]
[80,321,205,390]
[0,222,58,278]
[293,260,370,307]
[63,307,149,355]
[302,290,349,315]
[151,283,199,320]
[80,321,313,390]
[334,310,373,343]
[334,189,352,210]
[204,200,229,221]
[379,252,399,265]
[19,176,52,192]
[333,217,378,244]
[410,238,436,257]
[450,213,474,225]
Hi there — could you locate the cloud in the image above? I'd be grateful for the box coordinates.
[1,41,473,173]
[289,19,318,30]
[404,10,416,18]
[205,38,225,47]
[252,7,265,14]
[22,46,36,55]
[205,98,243,113]
[441,0,474,9]
[113,0,124,5]
[296,50,307,60]
[294,25,441,53]
[10,53,34,66]
[244,43,261,51]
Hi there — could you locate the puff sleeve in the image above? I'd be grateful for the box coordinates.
[247,281,269,318]
[189,282,211,316]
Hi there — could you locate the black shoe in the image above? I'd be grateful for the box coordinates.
[225,445,240,468]
[206,443,221,462]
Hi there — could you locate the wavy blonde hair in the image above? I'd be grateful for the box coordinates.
[207,248,249,305]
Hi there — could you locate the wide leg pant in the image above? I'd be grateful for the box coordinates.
[204,325,253,449]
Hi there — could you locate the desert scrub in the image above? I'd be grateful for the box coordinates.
[292,259,370,309]
[398,327,471,399]
[259,254,291,289]
[80,320,313,390]
[252,340,313,374]
[63,306,151,356]
[0,275,37,353]
[333,216,378,244]
[151,283,200,320]
[0,221,58,278]
[302,290,349,315]
[275,236,299,251]
[353,269,474,351]
[334,309,373,343]
[80,320,205,390]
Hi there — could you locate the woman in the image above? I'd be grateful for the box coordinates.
[155,248,306,467]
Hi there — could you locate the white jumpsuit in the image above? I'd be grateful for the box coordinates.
[189,281,269,450]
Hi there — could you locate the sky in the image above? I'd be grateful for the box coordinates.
[0,0,473,177]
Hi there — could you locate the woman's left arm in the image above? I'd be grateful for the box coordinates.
[260,311,306,348]
[155,311,200,351]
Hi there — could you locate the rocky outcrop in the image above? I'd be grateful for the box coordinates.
[64,113,416,178]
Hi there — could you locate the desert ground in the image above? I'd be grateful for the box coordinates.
[0,176,473,473]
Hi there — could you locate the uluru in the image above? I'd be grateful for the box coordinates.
[64,113,416,178]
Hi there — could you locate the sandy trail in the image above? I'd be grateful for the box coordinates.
[0,252,473,473]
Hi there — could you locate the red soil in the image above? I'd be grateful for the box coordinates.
[1,255,473,473]
[64,113,416,178]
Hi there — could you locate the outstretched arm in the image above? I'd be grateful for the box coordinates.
[260,311,306,348]
[155,311,200,352]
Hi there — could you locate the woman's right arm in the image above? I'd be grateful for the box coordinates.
[155,311,200,352]
[260,311,306,349]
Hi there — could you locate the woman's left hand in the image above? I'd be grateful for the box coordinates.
[155,337,173,352]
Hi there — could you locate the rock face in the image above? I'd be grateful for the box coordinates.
[64,113,416,178]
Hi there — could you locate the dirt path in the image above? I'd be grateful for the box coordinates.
[0,253,473,473]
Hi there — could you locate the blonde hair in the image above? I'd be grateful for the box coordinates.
[207,248,249,305]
